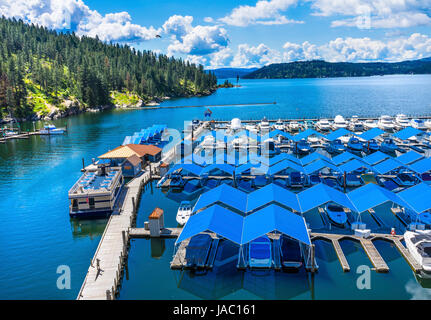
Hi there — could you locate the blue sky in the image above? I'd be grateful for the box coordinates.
[1,0,431,67]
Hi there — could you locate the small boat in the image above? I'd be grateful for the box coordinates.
[326,139,345,154]
[39,124,65,135]
[392,172,417,187]
[315,119,331,132]
[176,201,193,225]
[259,116,271,133]
[308,174,321,186]
[288,121,300,132]
[185,234,213,269]
[411,119,427,130]
[322,177,341,190]
[340,173,364,187]
[293,138,313,154]
[279,235,302,271]
[349,116,364,132]
[363,139,379,153]
[324,203,348,227]
[289,171,305,188]
[395,114,410,129]
[404,230,431,272]
[262,138,278,156]
[422,172,431,182]
[378,115,395,131]
[418,211,431,226]
[347,137,363,151]
[380,137,398,153]
[425,120,431,130]
[249,236,272,269]
[273,119,285,131]
[332,115,348,129]
[169,175,185,190]
[245,124,259,134]
[363,119,378,129]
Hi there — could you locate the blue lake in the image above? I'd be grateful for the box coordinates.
[1,75,431,299]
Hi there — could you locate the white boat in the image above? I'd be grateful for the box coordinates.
[176,201,193,225]
[245,124,259,134]
[273,119,285,131]
[348,120,364,132]
[288,120,300,132]
[425,119,431,130]
[363,119,378,129]
[377,115,395,131]
[315,119,331,132]
[259,117,270,133]
[39,124,65,135]
[410,119,427,130]
[332,115,348,129]
[395,114,410,129]
[405,230,431,272]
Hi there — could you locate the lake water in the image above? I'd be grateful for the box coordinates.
[1,75,431,300]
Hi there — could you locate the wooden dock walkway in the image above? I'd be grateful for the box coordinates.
[129,227,182,238]
[360,238,389,272]
[331,239,351,272]
[77,171,150,300]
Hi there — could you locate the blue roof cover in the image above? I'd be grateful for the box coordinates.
[325,128,352,141]
[292,129,325,142]
[358,128,385,141]
[258,154,289,166]
[235,163,261,175]
[265,160,304,175]
[393,127,424,140]
[192,184,248,213]
[263,130,293,140]
[339,159,373,173]
[200,163,235,176]
[297,183,357,213]
[397,150,424,165]
[373,158,405,174]
[362,151,390,166]
[303,159,340,175]
[408,158,431,174]
[398,183,431,213]
[176,205,244,245]
[242,204,310,245]
[300,152,334,166]
[332,151,362,166]
[246,183,301,213]
[348,183,413,213]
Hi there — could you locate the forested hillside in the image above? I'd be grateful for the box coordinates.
[243,59,431,79]
[0,17,217,121]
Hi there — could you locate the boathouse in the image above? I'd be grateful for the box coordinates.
[99,144,162,166]
[121,154,142,177]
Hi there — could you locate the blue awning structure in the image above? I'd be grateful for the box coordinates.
[258,154,290,166]
[303,159,340,175]
[373,158,406,174]
[291,129,325,142]
[396,150,424,165]
[192,184,248,213]
[398,183,431,213]
[242,205,311,245]
[200,163,235,176]
[246,183,301,213]
[362,151,390,166]
[176,205,244,245]
[253,160,304,176]
[348,183,414,213]
[332,151,362,166]
[235,163,261,175]
[166,163,203,176]
[325,128,352,141]
[263,130,293,141]
[358,128,385,141]
[297,183,357,213]
[300,152,334,166]
[393,127,424,140]
[409,158,431,174]
[339,159,373,173]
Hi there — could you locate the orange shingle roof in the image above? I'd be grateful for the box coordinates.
[99,144,161,159]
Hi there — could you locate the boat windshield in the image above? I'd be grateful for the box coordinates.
[328,204,344,212]
[250,243,270,259]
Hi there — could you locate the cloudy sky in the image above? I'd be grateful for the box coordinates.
[1,0,431,68]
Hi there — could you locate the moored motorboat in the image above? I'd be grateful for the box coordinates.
[347,137,363,151]
[288,171,306,188]
[392,172,417,187]
[395,114,410,129]
[279,235,303,271]
[332,115,348,129]
[363,139,379,153]
[259,116,271,133]
[404,230,431,272]
[293,138,313,154]
[288,120,300,132]
[176,201,193,225]
[315,119,331,132]
[411,119,427,130]
[249,235,272,269]
[380,137,398,153]
[324,203,348,227]
[326,139,345,154]
[273,119,285,131]
[378,115,395,131]
[363,119,378,129]
[39,124,66,135]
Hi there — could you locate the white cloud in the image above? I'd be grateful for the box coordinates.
[231,43,283,67]
[209,47,234,68]
[0,0,160,42]
[204,17,214,23]
[219,0,303,26]
[185,55,207,66]
[311,0,431,29]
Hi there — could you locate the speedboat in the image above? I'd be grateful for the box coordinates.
[324,203,348,227]
[378,115,395,132]
[315,119,331,132]
[273,119,285,131]
[293,138,313,155]
[404,230,431,272]
[307,174,321,186]
[322,177,341,190]
[279,235,302,271]
[262,138,278,156]
[288,121,300,132]
[326,139,345,154]
[249,236,272,269]
[259,116,271,133]
[288,171,305,188]
[169,175,185,190]
[395,114,410,129]
[332,115,348,129]
[411,119,427,130]
[380,137,398,153]
[39,124,65,135]
[176,201,193,225]
[245,124,259,134]
[363,139,379,153]
[392,172,417,187]
[347,137,363,151]
[363,119,378,129]
[340,173,364,187]
[348,121,364,132]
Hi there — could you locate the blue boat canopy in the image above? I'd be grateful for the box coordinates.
[266,160,304,175]
[192,184,248,213]
[242,204,311,245]
[398,183,431,213]
[235,163,261,175]
[303,159,340,175]
[409,158,431,174]
[332,151,362,166]
[246,183,301,213]
[176,205,244,245]
[300,152,334,166]
[325,128,351,141]
[358,128,385,141]
[362,151,390,166]
[373,158,406,174]
[339,159,373,173]
[393,127,425,140]
[200,163,235,176]
[396,150,424,165]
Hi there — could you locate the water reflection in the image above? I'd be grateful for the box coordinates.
[70,218,107,239]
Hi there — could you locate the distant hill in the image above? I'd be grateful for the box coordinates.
[206,67,258,79]
[243,58,431,79]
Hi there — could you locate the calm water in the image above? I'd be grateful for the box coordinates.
[1,75,431,300]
